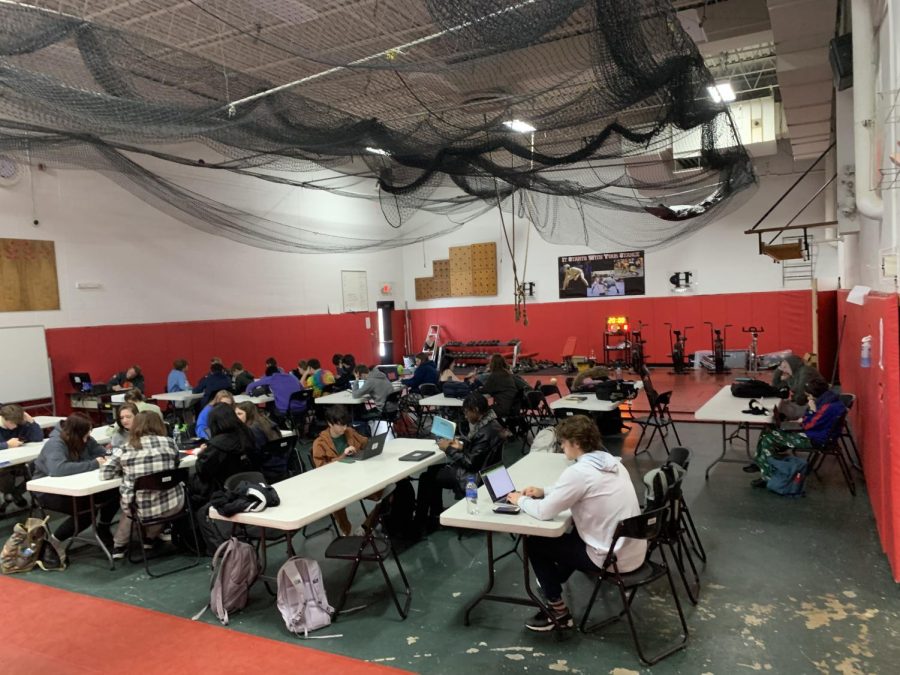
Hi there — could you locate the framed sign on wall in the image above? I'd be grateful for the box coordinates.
[558,250,645,299]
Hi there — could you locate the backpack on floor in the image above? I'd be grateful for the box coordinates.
[195,537,259,625]
[383,478,416,540]
[766,455,808,497]
[276,557,334,637]
[1,516,49,574]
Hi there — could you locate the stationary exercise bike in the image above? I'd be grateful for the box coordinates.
[704,322,733,374]
[666,323,693,374]
[742,326,764,373]
[630,321,648,374]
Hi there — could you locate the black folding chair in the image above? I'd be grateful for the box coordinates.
[324,499,411,620]
[260,434,298,482]
[414,383,440,436]
[633,385,681,457]
[787,412,856,495]
[837,393,862,472]
[522,389,556,439]
[580,506,689,666]
[286,390,314,436]
[539,384,562,400]
[128,468,200,578]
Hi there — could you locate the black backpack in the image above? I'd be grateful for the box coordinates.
[731,379,781,398]
[442,381,471,399]
[383,478,417,540]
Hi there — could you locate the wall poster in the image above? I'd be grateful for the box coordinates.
[558,250,645,298]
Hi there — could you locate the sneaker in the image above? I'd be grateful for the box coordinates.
[112,545,127,560]
[158,524,173,542]
[742,463,761,473]
[525,609,574,632]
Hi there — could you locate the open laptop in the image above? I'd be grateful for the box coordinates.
[479,463,521,513]
[69,372,92,392]
[430,416,456,440]
[341,431,388,462]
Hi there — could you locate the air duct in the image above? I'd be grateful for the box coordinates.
[851,0,884,221]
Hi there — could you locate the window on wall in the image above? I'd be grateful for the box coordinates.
[377,301,394,364]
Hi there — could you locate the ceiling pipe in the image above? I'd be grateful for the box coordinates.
[851,0,884,221]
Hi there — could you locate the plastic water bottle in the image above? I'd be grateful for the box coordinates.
[465,476,479,515]
[173,424,183,450]
[615,365,623,381]
[860,336,872,368]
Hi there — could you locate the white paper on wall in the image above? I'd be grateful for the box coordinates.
[341,270,368,313]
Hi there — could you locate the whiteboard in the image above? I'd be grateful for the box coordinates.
[341,270,369,313]
[0,325,52,403]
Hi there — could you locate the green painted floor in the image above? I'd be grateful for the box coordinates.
[8,423,899,674]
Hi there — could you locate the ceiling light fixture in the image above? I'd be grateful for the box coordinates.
[503,119,537,133]
[707,82,736,103]
[366,146,390,156]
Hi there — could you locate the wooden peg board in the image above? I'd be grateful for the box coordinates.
[0,238,60,311]
[416,243,497,301]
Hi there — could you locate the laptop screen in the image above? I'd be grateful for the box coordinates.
[480,464,516,503]
[430,416,456,440]
[69,372,91,391]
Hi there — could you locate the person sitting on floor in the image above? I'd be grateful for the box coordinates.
[235,401,284,483]
[506,415,646,632]
[195,389,235,440]
[750,376,846,486]
[31,413,119,546]
[167,358,190,392]
[192,403,257,504]
[351,364,396,421]
[245,365,306,422]
[771,355,821,420]
[109,365,144,392]
[230,362,255,394]
[304,358,336,397]
[99,411,184,560]
[123,389,164,420]
[414,393,505,535]
[0,404,43,508]
[402,352,440,394]
[109,403,139,448]
[193,362,234,407]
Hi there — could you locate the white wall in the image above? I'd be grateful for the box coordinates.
[402,144,832,308]
[0,164,402,329]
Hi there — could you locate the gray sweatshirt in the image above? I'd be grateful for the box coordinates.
[352,368,395,411]
[32,428,106,479]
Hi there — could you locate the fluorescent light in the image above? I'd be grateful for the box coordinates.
[366,146,390,156]
[707,83,736,103]
[503,119,537,133]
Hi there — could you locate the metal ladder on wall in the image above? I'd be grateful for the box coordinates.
[423,324,440,361]
[781,235,816,284]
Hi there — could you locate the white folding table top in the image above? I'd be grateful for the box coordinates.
[550,395,620,413]
[34,416,66,430]
[26,454,197,497]
[233,393,275,405]
[1,443,43,468]
[694,385,780,424]
[418,393,465,408]
[152,391,203,403]
[440,453,572,536]
[210,438,443,530]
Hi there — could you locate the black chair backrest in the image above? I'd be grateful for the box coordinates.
[224,471,266,490]
[262,434,296,456]
[668,447,691,469]
[540,384,561,400]
[523,389,545,410]
[616,506,667,543]
[419,383,439,397]
[839,393,855,409]
[288,390,309,404]
[133,467,189,493]
[564,376,574,392]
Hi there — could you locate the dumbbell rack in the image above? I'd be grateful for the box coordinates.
[437,339,536,368]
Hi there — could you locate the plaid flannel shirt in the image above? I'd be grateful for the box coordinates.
[100,435,183,517]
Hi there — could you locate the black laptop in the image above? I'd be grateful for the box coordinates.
[340,431,389,462]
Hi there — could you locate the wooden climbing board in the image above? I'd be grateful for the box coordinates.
[0,238,60,311]
[415,242,497,301]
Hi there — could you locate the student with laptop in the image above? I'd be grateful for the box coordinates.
[506,415,646,632]
[351,364,396,418]
[401,352,439,394]
[414,393,505,535]
[311,405,391,536]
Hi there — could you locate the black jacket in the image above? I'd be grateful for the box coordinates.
[445,411,505,495]
[232,370,255,394]
[193,371,234,407]
[482,371,527,417]
[193,429,257,501]
[109,371,145,392]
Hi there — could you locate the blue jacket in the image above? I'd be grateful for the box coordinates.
[167,369,190,392]
[402,360,439,394]
[0,420,43,450]
[193,371,233,407]
[801,390,847,445]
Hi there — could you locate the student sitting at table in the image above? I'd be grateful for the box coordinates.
[352,364,396,419]
[506,415,646,631]
[771,355,822,420]
[196,390,235,440]
[0,404,43,509]
[193,362,233,407]
[312,405,390,536]
[481,354,529,418]
[402,352,439,394]
[109,365,145,392]
[414,393,505,535]
[572,361,610,391]
[333,354,357,391]
[167,359,190,392]
[750,376,846,486]
[109,403,139,448]
[31,413,119,545]
[99,411,184,560]
[231,362,255,394]
[245,365,306,420]
[290,359,310,382]
[0,403,42,450]
[304,358,336,397]
[123,389,164,420]
[235,401,284,482]
[192,403,258,504]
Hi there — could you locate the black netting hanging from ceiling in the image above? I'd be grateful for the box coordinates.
[0,0,756,253]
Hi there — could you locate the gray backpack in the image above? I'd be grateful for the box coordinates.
[276,557,334,637]
[196,537,259,625]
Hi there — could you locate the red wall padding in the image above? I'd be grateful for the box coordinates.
[47,312,381,414]
[409,290,816,365]
[836,291,900,581]
[817,290,838,381]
